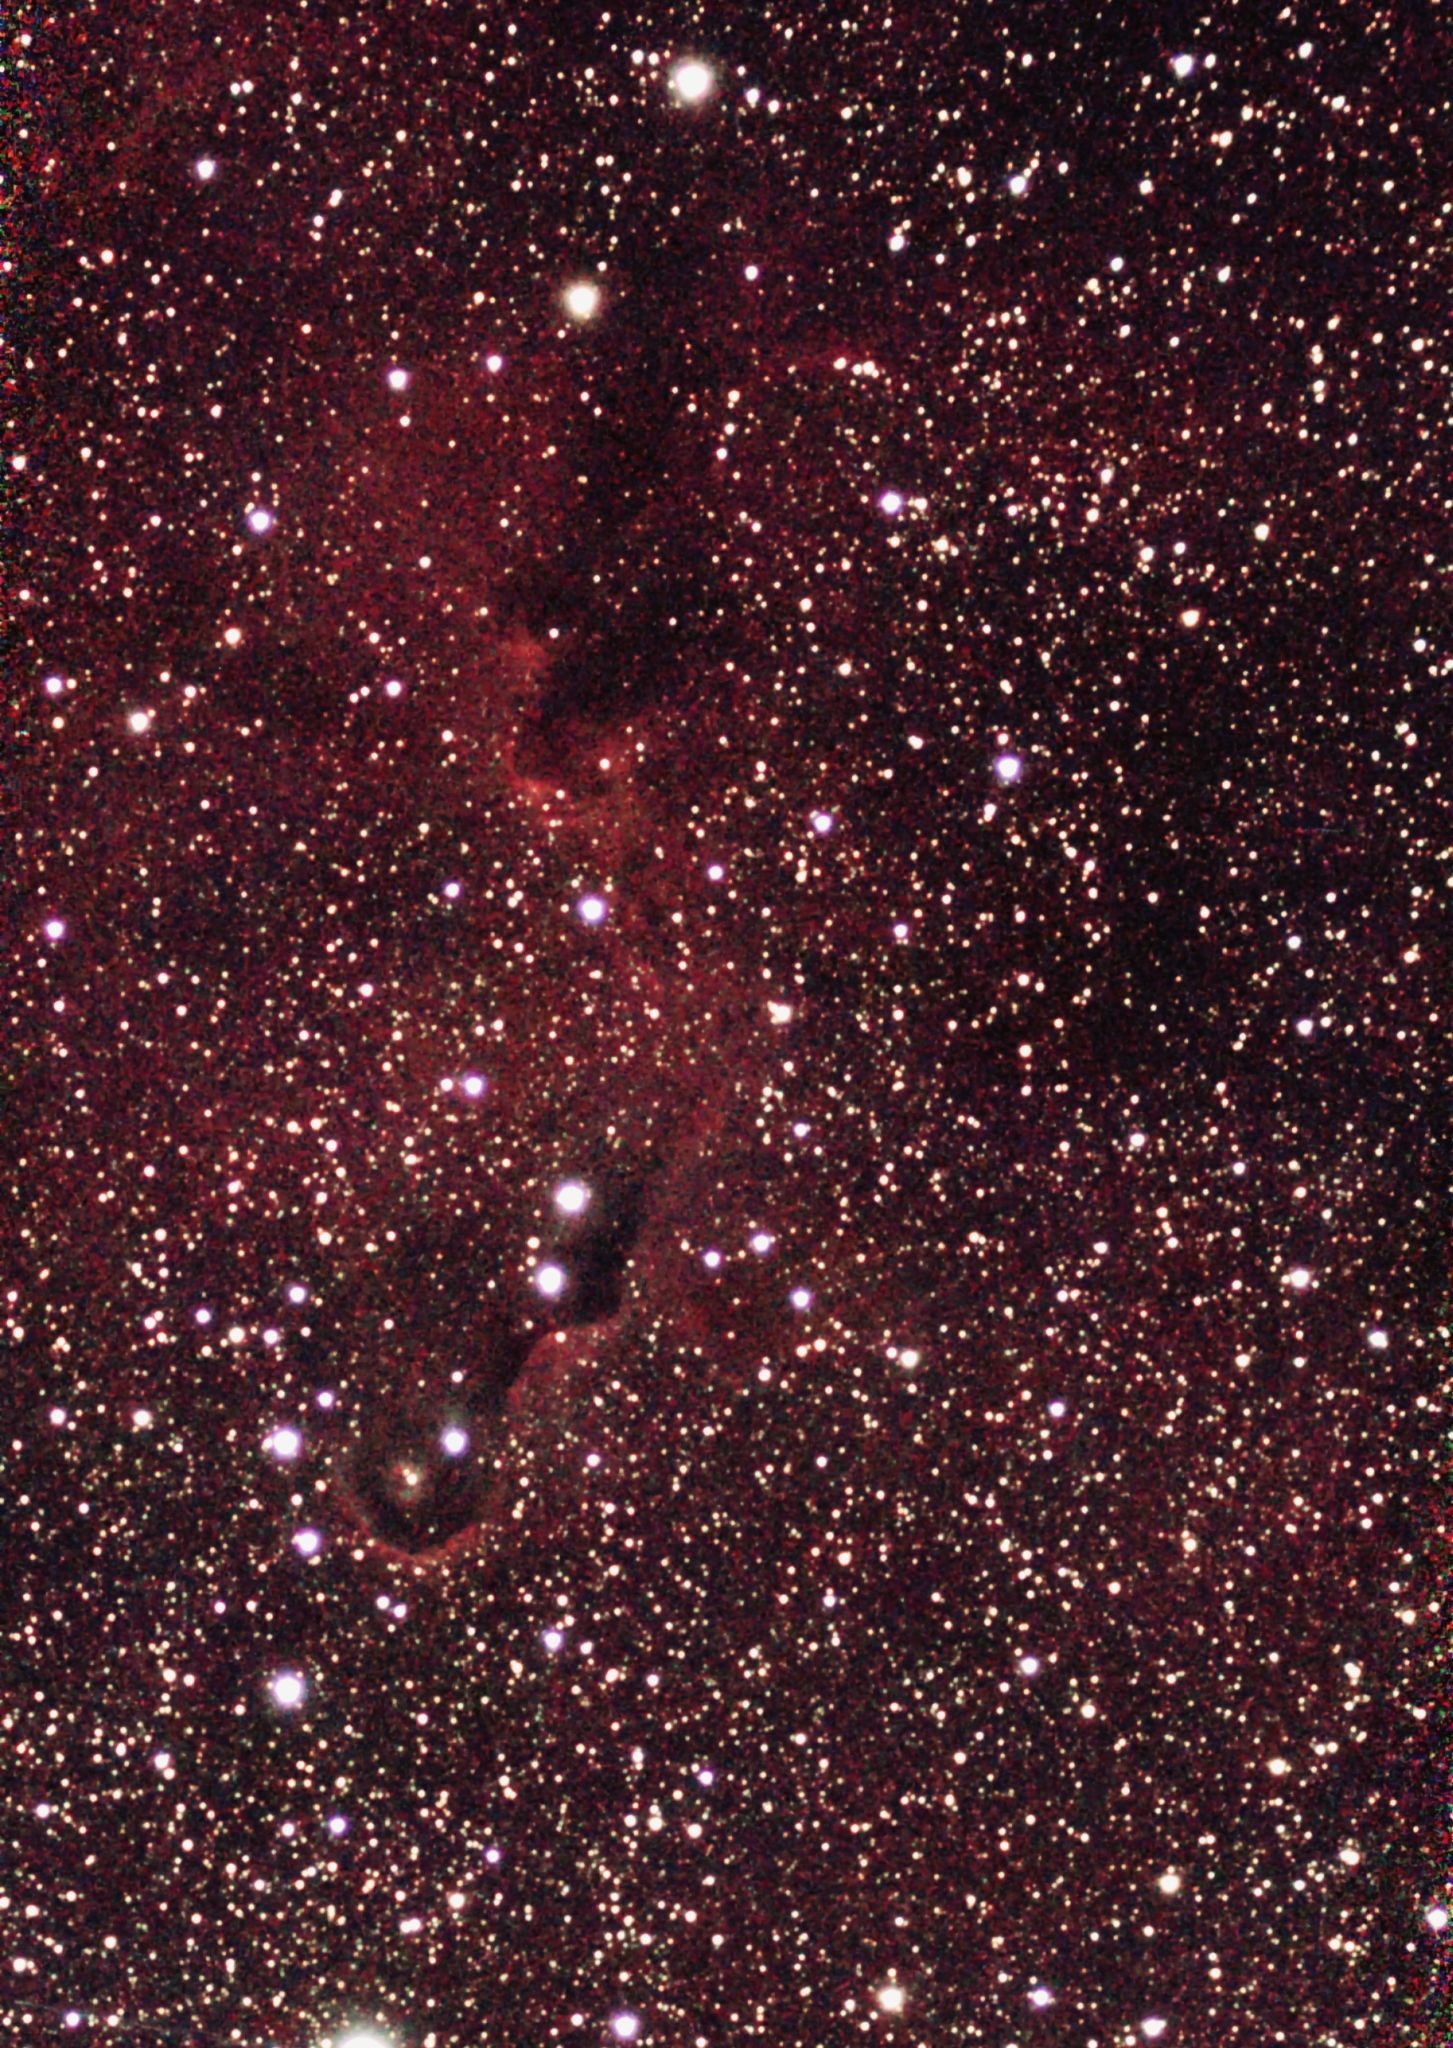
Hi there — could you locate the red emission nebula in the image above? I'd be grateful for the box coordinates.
[4,4,1450,2047]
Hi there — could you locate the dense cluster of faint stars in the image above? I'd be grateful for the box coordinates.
[6,5,1449,2047]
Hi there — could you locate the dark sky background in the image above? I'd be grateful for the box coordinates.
[5,3,1450,2045]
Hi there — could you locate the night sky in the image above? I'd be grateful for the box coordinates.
[6,3,1450,2045]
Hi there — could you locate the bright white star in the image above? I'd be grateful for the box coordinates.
[269,1670,307,1710]
[670,59,715,105]
[563,280,602,322]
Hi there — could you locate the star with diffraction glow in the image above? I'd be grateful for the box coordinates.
[563,280,602,322]
[669,58,715,105]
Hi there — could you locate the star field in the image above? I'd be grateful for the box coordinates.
[5,4,1450,2046]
